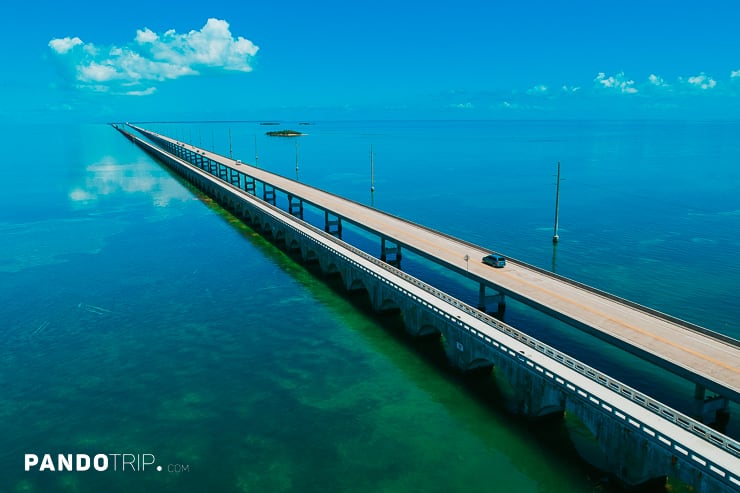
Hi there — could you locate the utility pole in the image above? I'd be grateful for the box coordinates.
[229,128,233,159]
[370,144,375,192]
[553,161,561,243]
[295,141,299,179]
[254,134,259,167]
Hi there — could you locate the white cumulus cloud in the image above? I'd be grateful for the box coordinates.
[526,84,548,95]
[126,87,157,96]
[685,73,717,90]
[48,18,258,95]
[648,74,668,87]
[594,72,638,94]
[49,36,83,54]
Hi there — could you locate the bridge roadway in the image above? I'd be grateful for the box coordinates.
[131,125,740,407]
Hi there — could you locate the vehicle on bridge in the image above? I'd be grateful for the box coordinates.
[482,254,506,268]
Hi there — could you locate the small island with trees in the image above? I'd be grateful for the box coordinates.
[265,129,304,137]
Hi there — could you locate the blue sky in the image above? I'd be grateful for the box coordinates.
[2,0,740,122]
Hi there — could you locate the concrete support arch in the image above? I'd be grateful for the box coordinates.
[315,252,341,277]
[341,268,369,294]
[565,399,670,489]
[494,356,565,418]
[299,245,320,264]
[370,283,402,313]
[439,323,496,372]
[400,304,443,337]
[287,238,301,254]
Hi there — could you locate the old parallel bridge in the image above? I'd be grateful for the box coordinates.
[115,123,739,492]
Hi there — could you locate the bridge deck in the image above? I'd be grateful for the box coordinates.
[136,126,740,404]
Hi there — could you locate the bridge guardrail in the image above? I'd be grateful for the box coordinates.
[125,125,740,460]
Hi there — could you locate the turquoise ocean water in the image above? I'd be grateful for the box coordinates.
[1,120,738,492]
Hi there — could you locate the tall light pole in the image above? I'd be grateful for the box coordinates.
[553,161,561,243]
[370,144,375,192]
[254,134,259,167]
[295,141,299,180]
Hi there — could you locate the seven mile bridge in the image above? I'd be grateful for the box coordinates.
[115,123,740,493]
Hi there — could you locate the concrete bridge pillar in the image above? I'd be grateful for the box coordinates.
[693,384,731,430]
[229,168,240,186]
[288,194,304,219]
[263,184,276,205]
[218,163,228,180]
[245,176,256,195]
[380,237,402,268]
[477,283,505,316]
[324,211,342,238]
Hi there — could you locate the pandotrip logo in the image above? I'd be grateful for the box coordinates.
[24,453,191,474]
